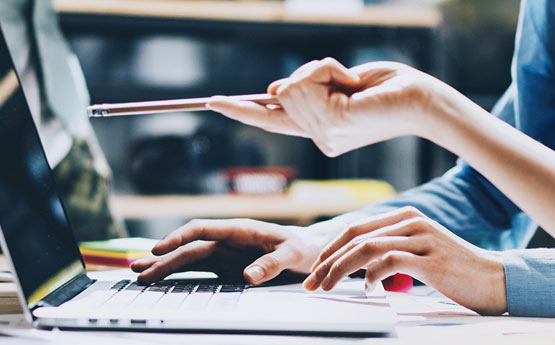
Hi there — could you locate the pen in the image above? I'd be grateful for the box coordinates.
[87,93,281,118]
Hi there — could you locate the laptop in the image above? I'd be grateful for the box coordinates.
[0,26,397,335]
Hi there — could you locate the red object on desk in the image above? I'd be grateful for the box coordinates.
[350,270,413,292]
[382,273,413,292]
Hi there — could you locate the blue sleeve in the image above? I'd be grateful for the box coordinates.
[513,0,555,150]
[503,249,555,317]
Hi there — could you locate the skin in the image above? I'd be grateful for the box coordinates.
[132,58,555,316]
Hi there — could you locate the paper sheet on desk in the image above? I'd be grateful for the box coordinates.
[397,321,555,345]
[389,285,555,345]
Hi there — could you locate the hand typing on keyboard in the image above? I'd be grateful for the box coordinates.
[131,218,347,286]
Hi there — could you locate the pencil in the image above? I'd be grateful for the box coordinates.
[87,93,280,117]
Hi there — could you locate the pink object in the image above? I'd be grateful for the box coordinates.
[382,273,413,292]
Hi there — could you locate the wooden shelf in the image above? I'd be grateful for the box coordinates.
[54,0,442,28]
[112,189,394,221]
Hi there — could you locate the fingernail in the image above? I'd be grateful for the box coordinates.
[245,266,265,282]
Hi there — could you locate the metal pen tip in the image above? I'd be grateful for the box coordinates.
[87,105,108,117]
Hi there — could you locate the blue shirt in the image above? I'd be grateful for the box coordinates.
[336,0,555,317]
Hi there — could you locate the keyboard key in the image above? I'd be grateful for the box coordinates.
[209,292,242,312]
[196,283,219,293]
[110,279,131,290]
[103,290,142,310]
[171,284,195,293]
[181,292,213,311]
[220,284,245,293]
[156,292,190,311]
[127,291,165,311]
[125,282,147,291]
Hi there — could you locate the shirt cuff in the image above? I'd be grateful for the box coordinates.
[503,248,555,317]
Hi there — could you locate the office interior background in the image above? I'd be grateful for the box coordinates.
[54,0,551,243]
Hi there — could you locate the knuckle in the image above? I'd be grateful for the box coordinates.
[349,235,366,248]
[321,57,338,66]
[315,139,341,158]
[411,216,434,231]
[362,240,377,255]
[262,254,280,271]
[383,253,400,268]
[399,206,422,219]
[346,226,361,239]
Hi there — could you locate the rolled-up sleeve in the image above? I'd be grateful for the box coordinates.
[503,249,555,317]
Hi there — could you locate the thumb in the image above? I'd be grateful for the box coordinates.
[243,246,295,284]
[308,58,360,88]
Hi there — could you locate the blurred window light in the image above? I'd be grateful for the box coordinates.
[285,0,364,16]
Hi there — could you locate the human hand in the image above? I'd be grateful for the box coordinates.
[131,218,347,285]
[208,58,448,157]
[303,207,507,315]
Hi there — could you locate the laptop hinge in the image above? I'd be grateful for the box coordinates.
[34,273,95,309]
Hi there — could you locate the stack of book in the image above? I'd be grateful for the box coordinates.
[0,283,22,315]
[79,238,158,268]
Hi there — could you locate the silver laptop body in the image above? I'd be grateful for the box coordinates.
[0,25,397,336]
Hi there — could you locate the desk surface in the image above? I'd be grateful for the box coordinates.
[1,282,554,344]
[54,0,442,28]
[1,267,554,343]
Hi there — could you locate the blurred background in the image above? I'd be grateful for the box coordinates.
[54,0,521,238]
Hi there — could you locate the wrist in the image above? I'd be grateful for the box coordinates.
[479,250,508,315]
[306,218,349,240]
[418,80,489,153]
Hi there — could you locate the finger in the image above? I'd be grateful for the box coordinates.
[315,217,427,279]
[305,235,424,291]
[308,217,431,290]
[311,207,424,271]
[304,57,360,87]
[319,237,425,291]
[243,245,300,284]
[138,241,217,284]
[207,97,309,138]
[349,61,399,88]
[269,58,360,96]
[130,256,157,273]
[268,78,288,95]
[365,252,422,286]
[152,219,268,256]
[267,60,323,94]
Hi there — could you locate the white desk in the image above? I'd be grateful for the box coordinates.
[1,281,554,344]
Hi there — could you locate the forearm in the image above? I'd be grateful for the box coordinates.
[419,86,555,236]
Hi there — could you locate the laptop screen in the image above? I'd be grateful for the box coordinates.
[0,27,85,307]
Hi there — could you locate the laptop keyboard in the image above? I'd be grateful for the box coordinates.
[99,279,245,313]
